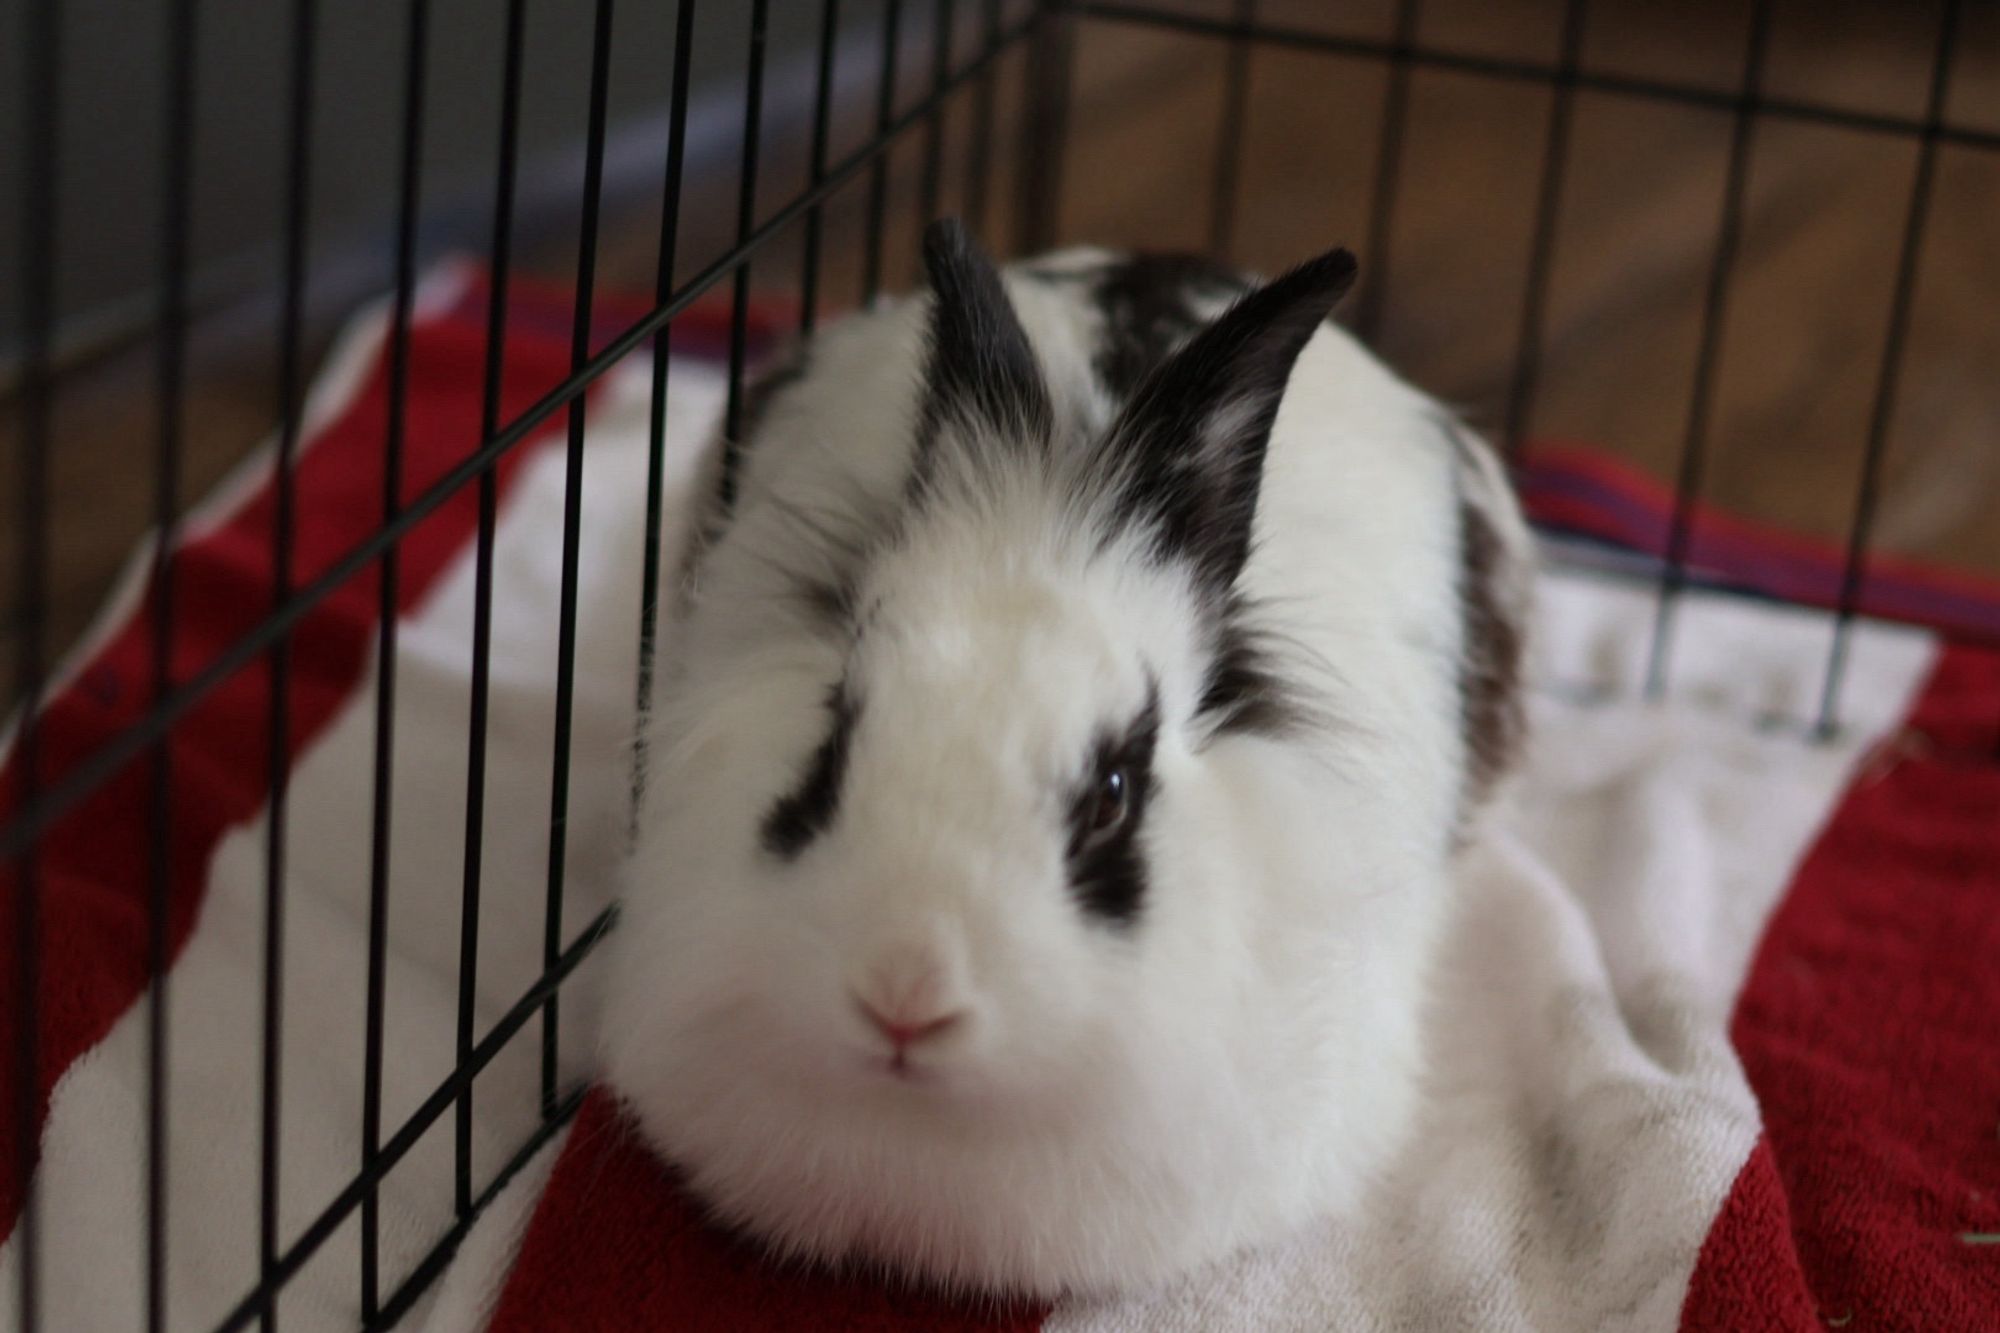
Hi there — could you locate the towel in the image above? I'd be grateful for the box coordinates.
[3,269,1996,1331]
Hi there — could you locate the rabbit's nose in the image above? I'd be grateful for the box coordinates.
[853,995,964,1051]
[852,934,966,1051]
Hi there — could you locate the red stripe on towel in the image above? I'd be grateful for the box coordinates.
[0,278,587,1242]
[1519,445,2000,642]
[1682,643,2000,1329]
[486,1089,1048,1333]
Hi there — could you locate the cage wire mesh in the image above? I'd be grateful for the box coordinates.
[2,0,1997,1327]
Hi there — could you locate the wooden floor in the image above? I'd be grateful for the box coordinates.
[6,0,1998,713]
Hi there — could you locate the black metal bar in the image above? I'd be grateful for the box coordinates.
[209,907,616,1333]
[9,3,58,1328]
[542,0,619,1124]
[798,0,841,336]
[1502,0,1588,464]
[962,0,1004,241]
[359,1084,588,1333]
[261,2,316,1324]
[720,0,772,516]
[1643,0,1776,699]
[455,0,528,1224]
[0,12,1043,869]
[1015,2,1074,253]
[635,0,700,785]
[918,0,956,231]
[1355,0,1422,343]
[145,2,197,1327]
[1816,0,1964,738]
[863,0,905,301]
[1070,3,2000,155]
[360,0,430,1318]
[1208,0,1256,256]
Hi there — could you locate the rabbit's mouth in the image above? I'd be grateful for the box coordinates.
[881,1050,938,1083]
[858,1044,950,1087]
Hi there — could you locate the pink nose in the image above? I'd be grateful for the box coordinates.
[855,998,963,1051]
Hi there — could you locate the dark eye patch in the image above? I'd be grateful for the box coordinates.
[1065,681,1161,927]
[762,684,859,860]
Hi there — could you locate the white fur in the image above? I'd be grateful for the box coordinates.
[599,249,1533,1297]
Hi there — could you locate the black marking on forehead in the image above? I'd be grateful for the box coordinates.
[762,684,860,860]
[793,574,857,631]
[1197,599,1311,739]
[1065,682,1162,928]
[1090,254,1253,401]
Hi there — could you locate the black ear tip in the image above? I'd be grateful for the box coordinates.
[924,216,970,253]
[922,217,978,288]
[1281,246,1360,307]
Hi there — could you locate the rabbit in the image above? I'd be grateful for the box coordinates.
[597,217,1533,1299]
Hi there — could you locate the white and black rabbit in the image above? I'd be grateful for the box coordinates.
[599,219,1533,1297]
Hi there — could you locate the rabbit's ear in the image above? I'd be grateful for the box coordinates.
[916,219,1053,471]
[1102,249,1357,599]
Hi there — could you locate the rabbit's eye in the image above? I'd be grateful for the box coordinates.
[1065,684,1159,926]
[1087,767,1129,838]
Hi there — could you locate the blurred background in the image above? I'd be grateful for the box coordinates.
[3,0,1997,710]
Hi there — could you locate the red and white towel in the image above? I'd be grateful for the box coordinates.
[3,272,1997,1331]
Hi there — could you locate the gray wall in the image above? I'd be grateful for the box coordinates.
[0,0,853,360]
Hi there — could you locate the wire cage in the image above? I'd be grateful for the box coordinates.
[3,0,1996,1328]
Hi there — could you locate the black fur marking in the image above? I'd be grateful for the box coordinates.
[1102,249,1359,601]
[1198,601,1309,738]
[793,574,857,631]
[1090,254,1252,400]
[762,685,860,859]
[1455,497,1523,821]
[914,219,1053,483]
[1065,683,1161,927]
